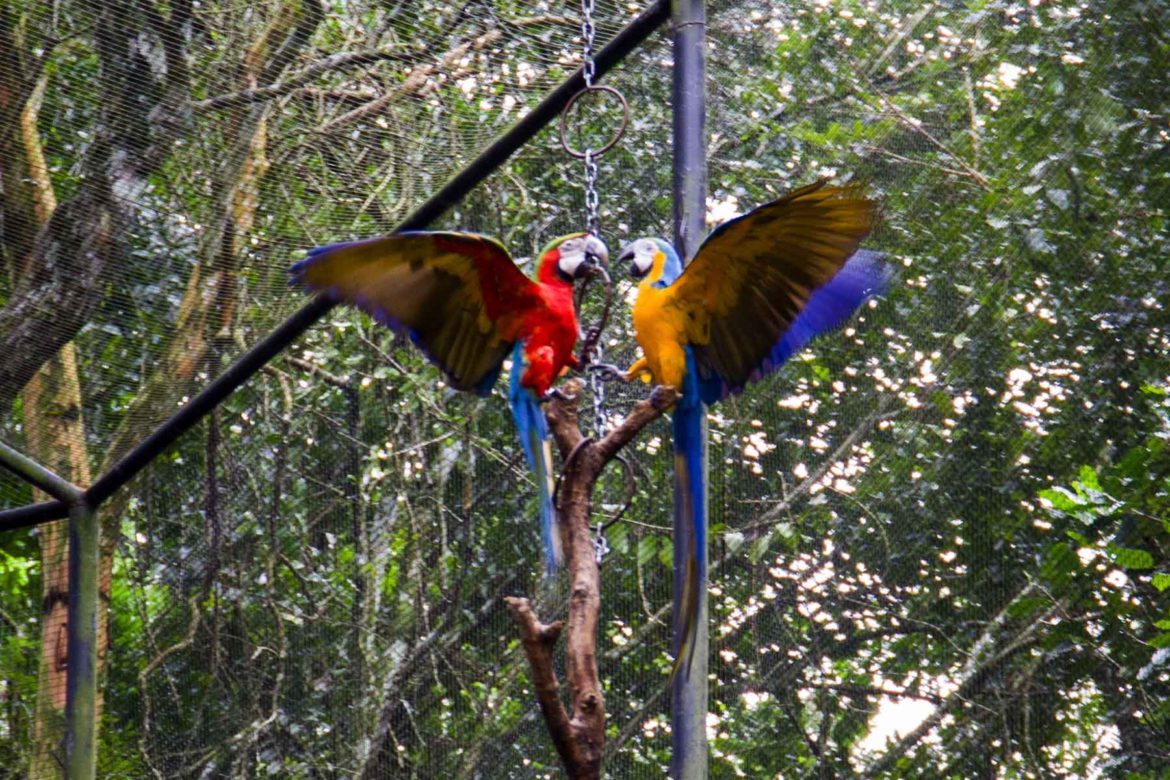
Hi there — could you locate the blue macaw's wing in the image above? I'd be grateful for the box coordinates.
[508,342,562,572]
[769,249,892,368]
[291,231,542,395]
[662,181,883,404]
[694,248,892,404]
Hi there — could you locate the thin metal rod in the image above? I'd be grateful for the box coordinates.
[85,295,334,506]
[0,439,83,503]
[671,1,709,779]
[64,498,98,780]
[0,0,671,530]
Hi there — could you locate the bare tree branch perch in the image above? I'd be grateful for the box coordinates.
[507,379,677,780]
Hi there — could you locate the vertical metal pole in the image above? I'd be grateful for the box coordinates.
[671,2,707,779]
[65,498,98,780]
[0,440,96,776]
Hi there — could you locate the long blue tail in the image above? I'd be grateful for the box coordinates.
[672,347,706,679]
[508,343,561,573]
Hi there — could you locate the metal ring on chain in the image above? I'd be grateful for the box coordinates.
[558,85,630,160]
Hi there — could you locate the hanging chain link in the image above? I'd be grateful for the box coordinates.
[589,330,607,429]
[578,0,605,441]
[580,0,596,88]
[583,150,600,237]
[580,0,609,562]
[580,0,601,238]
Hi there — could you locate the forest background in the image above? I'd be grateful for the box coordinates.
[1,0,1167,777]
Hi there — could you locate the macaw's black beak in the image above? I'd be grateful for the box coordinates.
[575,234,610,279]
[572,256,595,279]
[617,245,644,278]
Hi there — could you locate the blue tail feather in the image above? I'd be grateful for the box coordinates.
[509,343,561,573]
[672,347,707,679]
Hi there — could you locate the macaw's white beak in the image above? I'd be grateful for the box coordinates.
[617,243,636,276]
[619,242,654,279]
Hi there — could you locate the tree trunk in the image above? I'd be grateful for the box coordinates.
[8,70,96,780]
[25,346,92,778]
[0,1,194,411]
[3,3,324,774]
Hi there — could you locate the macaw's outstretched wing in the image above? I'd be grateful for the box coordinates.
[770,249,892,368]
[292,232,543,395]
[664,180,886,404]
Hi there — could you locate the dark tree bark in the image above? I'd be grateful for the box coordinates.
[507,380,678,780]
[0,0,195,411]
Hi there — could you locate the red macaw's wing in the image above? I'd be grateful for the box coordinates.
[665,181,879,402]
[292,231,543,395]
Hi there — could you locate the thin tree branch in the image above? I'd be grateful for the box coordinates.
[861,582,1056,777]
[504,598,571,748]
[194,49,413,112]
[744,402,894,533]
[858,70,990,189]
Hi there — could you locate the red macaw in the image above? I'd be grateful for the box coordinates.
[292,231,609,571]
[606,181,890,678]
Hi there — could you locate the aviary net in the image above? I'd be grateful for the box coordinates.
[1,0,1167,777]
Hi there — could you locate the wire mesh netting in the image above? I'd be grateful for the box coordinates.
[2,0,1169,777]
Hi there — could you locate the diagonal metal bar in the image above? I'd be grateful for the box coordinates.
[0,0,670,531]
[0,439,84,503]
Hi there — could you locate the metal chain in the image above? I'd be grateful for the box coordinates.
[580,0,596,88]
[589,336,607,433]
[580,0,608,562]
[595,525,611,562]
[580,0,601,237]
[583,150,600,241]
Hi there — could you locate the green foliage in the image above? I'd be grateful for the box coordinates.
[2,0,1169,776]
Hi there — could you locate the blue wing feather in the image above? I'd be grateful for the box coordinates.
[508,342,561,573]
[698,249,891,405]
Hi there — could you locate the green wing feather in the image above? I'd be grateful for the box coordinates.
[665,181,877,393]
[292,232,541,394]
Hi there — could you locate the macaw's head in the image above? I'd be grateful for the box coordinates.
[618,237,683,288]
[537,232,609,284]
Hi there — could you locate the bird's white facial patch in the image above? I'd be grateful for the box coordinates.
[632,239,659,275]
[557,237,588,277]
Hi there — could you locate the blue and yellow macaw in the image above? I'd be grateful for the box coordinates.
[291,231,609,572]
[609,180,891,677]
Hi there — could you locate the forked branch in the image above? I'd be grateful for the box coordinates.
[507,379,678,779]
